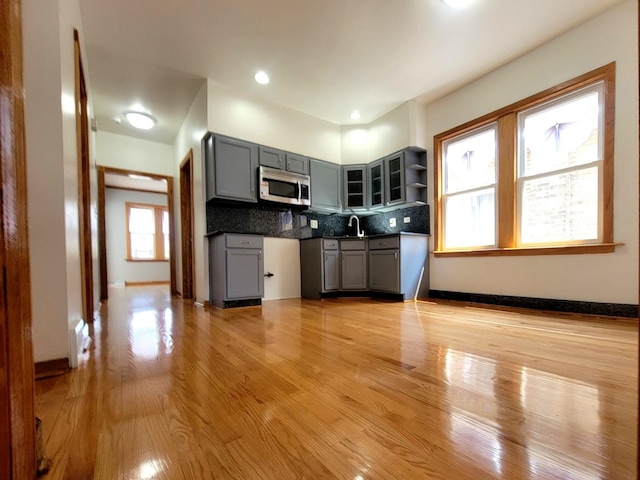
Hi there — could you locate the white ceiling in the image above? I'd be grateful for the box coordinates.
[105,173,168,193]
[79,0,626,145]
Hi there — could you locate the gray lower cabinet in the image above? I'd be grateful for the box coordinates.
[209,234,264,308]
[323,249,340,291]
[368,234,429,299]
[340,239,367,290]
[368,249,400,293]
[309,159,342,213]
[204,133,259,203]
[300,238,339,299]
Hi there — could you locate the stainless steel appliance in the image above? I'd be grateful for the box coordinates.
[258,166,311,206]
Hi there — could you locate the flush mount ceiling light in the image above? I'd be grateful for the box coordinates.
[350,111,361,120]
[124,111,156,130]
[254,71,270,84]
[442,0,475,8]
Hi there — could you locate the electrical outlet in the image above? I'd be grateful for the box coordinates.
[389,218,396,227]
[404,217,410,223]
[310,219,319,229]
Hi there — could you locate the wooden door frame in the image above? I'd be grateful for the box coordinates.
[97,166,177,299]
[179,150,194,299]
[74,30,94,322]
[0,0,37,478]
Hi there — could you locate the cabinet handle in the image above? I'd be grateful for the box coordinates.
[241,241,251,244]
[258,250,262,260]
[394,252,398,260]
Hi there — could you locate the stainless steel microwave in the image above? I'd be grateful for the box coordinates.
[258,166,311,206]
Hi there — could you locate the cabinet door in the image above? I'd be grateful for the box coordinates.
[384,152,405,207]
[285,153,309,175]
[368,159,384,209]
[259,146,284,170]
[213,136,258,202]
[310,159,342,212]
[341,251,367,290]
[368,250,400,293]
[343,166,367,210]
[226,248,264,299]
[323,250,340,291]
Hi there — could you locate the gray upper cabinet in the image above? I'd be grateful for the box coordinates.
[204,133,258,203]
[343,165,367,212]
[309,159,342,213]
[367,159,384,210]
[285,153,309,175]
[384,152,405,208]
[259,146,285,170]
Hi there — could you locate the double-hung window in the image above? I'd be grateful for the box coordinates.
[434,63,615,256]
[126,203,170,261]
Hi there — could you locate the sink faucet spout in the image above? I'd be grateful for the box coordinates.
[348,215,365,238]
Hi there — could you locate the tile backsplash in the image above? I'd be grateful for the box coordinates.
[206,202,429,238]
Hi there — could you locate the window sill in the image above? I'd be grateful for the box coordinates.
[125,259,170,262]
[433,243,622,257]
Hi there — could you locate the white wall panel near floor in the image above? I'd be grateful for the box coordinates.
[263,238,301,301]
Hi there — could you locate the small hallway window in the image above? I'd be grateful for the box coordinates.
[126,203,169,261]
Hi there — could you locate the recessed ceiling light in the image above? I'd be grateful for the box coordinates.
[350,111,361,120]
[124,111,156,130]
[255,71,270,85]
[442,0,474,8]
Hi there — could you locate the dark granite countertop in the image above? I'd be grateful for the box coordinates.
[299,232,429,241]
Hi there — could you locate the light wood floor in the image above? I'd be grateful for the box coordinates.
[36,286,638,479]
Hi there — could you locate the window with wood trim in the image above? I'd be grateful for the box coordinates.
[125,203,170,261]
[434,63,615,257]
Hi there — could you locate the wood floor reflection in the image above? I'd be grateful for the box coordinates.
[35,286,637,479]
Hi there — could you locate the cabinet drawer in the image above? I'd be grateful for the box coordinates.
[322,239,339,250]
[340,239,366,251]
[225,234,263,249]
[368,236,400,250]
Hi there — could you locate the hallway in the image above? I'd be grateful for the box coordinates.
[35,286,637,479]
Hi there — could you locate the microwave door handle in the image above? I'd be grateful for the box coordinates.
[297,180,301,204]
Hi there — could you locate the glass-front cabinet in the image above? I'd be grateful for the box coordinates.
[368,159,384,210]
[384,152,405,207]
[343,165,367,211]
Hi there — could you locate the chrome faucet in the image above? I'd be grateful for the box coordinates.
[348,215,365,238]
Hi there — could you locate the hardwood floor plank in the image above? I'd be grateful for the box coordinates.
[35,287,637,479]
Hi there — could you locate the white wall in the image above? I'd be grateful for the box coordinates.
[263,238,301,301]
[23,0,98,363]
[96,131,175,176]
[207,80,341,163]
[341,101,417,165]
[421,0,638,304]
[173,82,208,302]
[105,189,170,284]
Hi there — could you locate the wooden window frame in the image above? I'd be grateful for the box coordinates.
[433,63,618,257]
[125,202,169,262]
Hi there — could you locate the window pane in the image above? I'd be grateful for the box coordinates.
[445,189,495,248]
[445,127,496,194]
[130,233,155,259]
[164,235,170,259]
[162,210,169,235]
[129,207,155,234]
[521,89,600,177]
[520,167,598,244]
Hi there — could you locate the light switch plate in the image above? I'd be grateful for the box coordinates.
[310,219,319,229]
[404,217,410,223]
[389,218,396,227]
